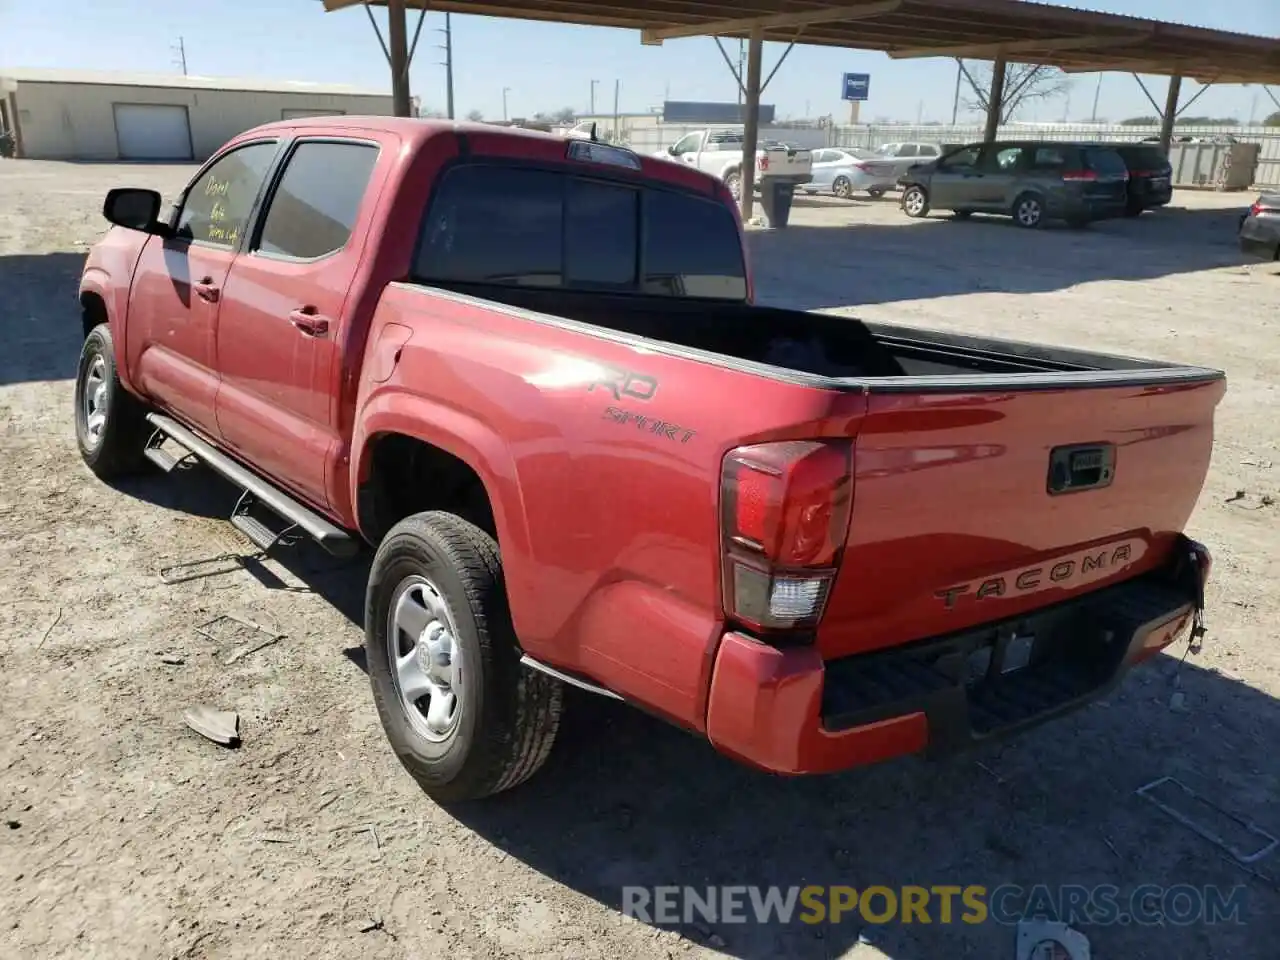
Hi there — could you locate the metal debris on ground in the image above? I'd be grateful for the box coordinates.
[195,614,285,665]
[181,705,241,747]
[36,607,63,648]
[1137,776,1278,864]
[159,654,185,666]
[1224,489,1275,510]
[1015,918,1091,960]
[159,552,256,585]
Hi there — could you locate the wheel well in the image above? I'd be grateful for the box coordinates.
[358,433,497,546]
[80,293,108,342]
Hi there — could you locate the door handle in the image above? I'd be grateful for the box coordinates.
[194,278,220,303]
[289,308,330,337]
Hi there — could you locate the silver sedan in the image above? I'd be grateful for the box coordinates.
[800,148,900,199]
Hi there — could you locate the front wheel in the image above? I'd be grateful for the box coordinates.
[724,169,743,202]
[901,185,929,218]
[832,176,853,199]
[1012,192,1045,229]
[867,185,886,199]
[365,511,563,802]
[74,323,150,479]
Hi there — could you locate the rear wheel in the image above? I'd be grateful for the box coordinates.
[365,511,563,802]
[832,176,853,199]
[74,324,150,479]
[1012,192,1045,229]
[901,185,929,218]
[1124,199,1144,217]
[867,186,887,199]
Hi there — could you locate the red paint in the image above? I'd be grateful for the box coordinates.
[81,117,1221,778]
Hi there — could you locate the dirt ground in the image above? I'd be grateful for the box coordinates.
[1,161,1277,960]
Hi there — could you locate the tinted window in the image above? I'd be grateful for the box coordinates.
[993,146,1025,171]
[1085,148,1129,176]
[918,145,939,156]
[1032,146,1068,169]
[414,164,746,300]
[257,141,379,259]
[1116,145,1168,170]
[566,179,637,287]
[898,144,918,157]
[940,145,981,168]
[643,188,746,299]
[176,142,277,248]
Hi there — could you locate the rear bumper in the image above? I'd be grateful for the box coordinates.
[705,539,1209,775]
[1239,219,1280,261]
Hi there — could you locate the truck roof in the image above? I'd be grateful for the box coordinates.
[239,115,727,197]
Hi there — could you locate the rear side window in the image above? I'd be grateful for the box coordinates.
[1085,148,1128,176]
[257,141,379,259]
[1117,146,1168,170]
[1032,146,1068,169]
[918,145,939,157]
[415,164,747,300]
[898,144,918,157]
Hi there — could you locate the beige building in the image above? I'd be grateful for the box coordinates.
[0,68,393,161]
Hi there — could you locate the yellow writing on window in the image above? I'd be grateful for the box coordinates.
[204,176,231,198]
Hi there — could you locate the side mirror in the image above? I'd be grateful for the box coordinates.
[103,188,166,234]
[667,145,678,156]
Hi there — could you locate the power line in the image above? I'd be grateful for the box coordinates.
[172,36,188,76]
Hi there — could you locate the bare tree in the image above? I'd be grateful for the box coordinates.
[465,109,484,122]
[958,60,1072,123]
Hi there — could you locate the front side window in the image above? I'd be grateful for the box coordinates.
[898,144,919,158]
[939,145,981,169]
[918,145,939,157]
[176,142,277,248]
[414,164,747,300]
[670,133,702,156]
[992,146,1025,171]
[256,141,379,260]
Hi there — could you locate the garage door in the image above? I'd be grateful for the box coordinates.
[113,104,193,161]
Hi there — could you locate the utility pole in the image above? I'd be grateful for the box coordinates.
[435,12,454,119]
[590,79,598,115]
[737,39,746,106]
[613,79,620,140]
[502,86,510,121]
[951,59,962,124]
[1091,74,1102,122]
[172,36,188,76]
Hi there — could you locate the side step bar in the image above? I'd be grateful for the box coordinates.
[146,413,358,558]
[520,655,623,700]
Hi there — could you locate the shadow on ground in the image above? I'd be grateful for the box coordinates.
[0,252,86,386]
[750,203,1253,311]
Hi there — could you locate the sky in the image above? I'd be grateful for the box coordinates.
[1,0,1277,125]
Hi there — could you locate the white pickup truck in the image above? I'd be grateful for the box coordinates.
[659,128,813,200]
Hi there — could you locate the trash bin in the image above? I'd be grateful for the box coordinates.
[759,179,796,229]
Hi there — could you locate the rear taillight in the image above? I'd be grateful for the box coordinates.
[1250,201,1264,217]
[757,155,770,172]
[721,440,852,633]
[1061,170,1097,182]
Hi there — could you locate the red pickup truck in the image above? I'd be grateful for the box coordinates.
[76,118,1220,802]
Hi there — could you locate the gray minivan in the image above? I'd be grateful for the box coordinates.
[897,141,1130,228]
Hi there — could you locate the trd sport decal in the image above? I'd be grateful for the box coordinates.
[604,406,696,444]
[589,367,696,444]
[588,367,658,402]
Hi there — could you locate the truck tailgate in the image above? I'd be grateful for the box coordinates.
[763,146,812,178]
[817,376,1225,659]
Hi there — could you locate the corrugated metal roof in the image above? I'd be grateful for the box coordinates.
[0,67,389,97]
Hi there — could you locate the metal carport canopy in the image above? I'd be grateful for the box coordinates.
[324,0,1280,217]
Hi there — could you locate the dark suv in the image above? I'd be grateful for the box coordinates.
[1111,143,1174,216]
[898,141,1129,228]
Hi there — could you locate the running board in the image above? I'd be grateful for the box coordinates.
[145,413,358,558]
[520,655,623,700]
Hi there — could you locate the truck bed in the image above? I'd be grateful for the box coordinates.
[431,283,1223,390]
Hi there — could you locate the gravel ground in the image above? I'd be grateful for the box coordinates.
[1,161,1277,960]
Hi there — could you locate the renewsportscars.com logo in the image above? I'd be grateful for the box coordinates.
[622,884,1248,927]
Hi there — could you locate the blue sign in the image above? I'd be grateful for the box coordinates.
[842,73,870,102]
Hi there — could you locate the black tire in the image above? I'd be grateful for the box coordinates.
[1012,192,1045,229]
[1124,200,1144,217]
[953,210,973,220]
[365,511,563,802]
[867,186,886,199]
[724,169,742,202]
[833,176,853,199]
[901,185,930,218]
[74,323,150,479]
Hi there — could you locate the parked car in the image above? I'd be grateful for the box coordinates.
[1111,142,1173,216]
[801,147,899,198]
[77,118,1220,802]
[660,127,812,200]
[898,141,1130,228]
[1238,193,1280,261]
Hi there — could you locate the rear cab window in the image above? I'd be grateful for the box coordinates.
[414,164,748,300]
